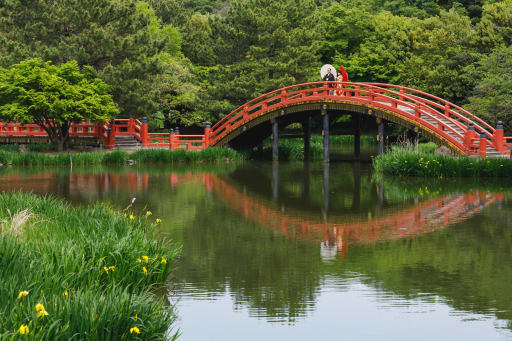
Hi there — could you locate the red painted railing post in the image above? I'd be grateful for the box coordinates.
[281,90,286,104]
[492,121,505,154]
[169,129,175,150]
[464,122,476,154]
[141,117,149,147]
[204,122,211,148]
[444,103,450,118]
[479,131,487,157]
[107,122,116,149]
[174,127,179,150]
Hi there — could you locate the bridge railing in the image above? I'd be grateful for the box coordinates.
[147,132,206,150]
[209,81,468,151]
[209,81,509,156]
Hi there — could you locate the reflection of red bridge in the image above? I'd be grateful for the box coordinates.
[201,174,501,259]
[0,171,502,260]
[1,82,511,156]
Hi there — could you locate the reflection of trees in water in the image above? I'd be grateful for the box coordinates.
[175,206,322,322]
[328,204,512,328]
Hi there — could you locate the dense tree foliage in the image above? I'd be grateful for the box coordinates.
[0,59,118,151]
[0,0,511,132]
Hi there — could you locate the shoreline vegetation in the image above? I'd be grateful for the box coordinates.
[0,147,244,166]
[0,136,376,165]
[0,192,179,340]
[373,145,512,177]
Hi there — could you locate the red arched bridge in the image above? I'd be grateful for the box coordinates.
[1,82,510,158]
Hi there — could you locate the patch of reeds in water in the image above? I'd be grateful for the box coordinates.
[0,147,243,166]
[0,192,179,340]
[373,146,512,177]
[130,147,243,163]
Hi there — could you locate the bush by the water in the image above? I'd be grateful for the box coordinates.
[0,148,243,166]
[0,192,179,340]
[373,146,512,177]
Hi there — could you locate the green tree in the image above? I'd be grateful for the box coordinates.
[465,45,512,133]
[206,0,322,109]
[0,59,118,151]
[475,0,512,53]
[0,0,181,117]
[398,9,477,103]
[343,12,419,83]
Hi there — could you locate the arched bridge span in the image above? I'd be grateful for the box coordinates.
[205,82,510,158]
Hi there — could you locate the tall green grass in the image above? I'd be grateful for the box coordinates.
[0,192,179,340]
[0,148,243,166]
[373,146,512,177]
[130,147,243,163]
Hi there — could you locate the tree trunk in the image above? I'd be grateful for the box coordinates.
[55,137,66,152]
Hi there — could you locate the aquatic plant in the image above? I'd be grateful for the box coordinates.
[373,146,512,177]
[0,192,179,340]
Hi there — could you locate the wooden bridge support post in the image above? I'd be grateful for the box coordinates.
[272,118,279,162]
[204,122,211,148]
[322,105,329,163]
[303,116,310,161]
[353,113,361,159]
[107,126,115,150]
[377,117,385,155]
[492,121,506,154]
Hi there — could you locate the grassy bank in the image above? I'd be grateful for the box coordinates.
[0,147,243,166]
[0,192,179,340]
[373,146,512,177]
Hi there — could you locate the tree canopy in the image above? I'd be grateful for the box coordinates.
[0,0,511,133]
[0,59,118,150]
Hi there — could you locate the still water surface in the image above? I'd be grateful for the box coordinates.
[1,159,511,340]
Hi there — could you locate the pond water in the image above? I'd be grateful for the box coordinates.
[1,155,512,340]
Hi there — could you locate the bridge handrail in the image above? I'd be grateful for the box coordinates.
[349,83,465,147]
[210,81,467,149]
[364,83,495,135]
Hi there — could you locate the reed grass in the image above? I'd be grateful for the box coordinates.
[0,192,179,340]
[373,146,512,177]
[0,148,244,166]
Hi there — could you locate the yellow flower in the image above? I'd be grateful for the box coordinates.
[37,310,49,318]
[19,324,29,335]
[122,213,127,218]
[146,211,152,216]
[135,314,138,321]
[155,218,162,224]
[109,266,116,272]
[142,266,148,275]
[104,266,110,274]
[161,257,167,265]
[129,215,135,220]
[63,291,68,297]
[142,256,149,263]
[18,291,29,299]
[130,326,140,334]
[35,303,45,312]
[137,258,142,263]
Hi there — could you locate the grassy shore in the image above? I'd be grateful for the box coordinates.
[373,146,512,177]
[0,147,243,166]
[0,192,179,340]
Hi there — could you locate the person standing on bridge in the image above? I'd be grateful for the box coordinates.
[322,68,335,95]
[336,72,344,96]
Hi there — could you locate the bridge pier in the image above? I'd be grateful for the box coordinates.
[353,114,361,159]
[377,118,385,155]
[303,116,310,161]
[272,118,279,162]
[322,105,329,163]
